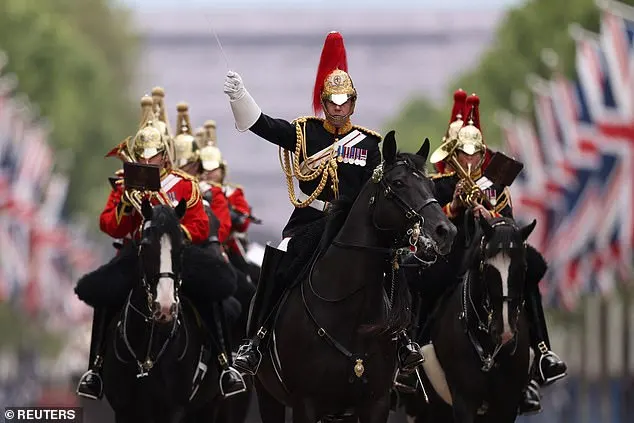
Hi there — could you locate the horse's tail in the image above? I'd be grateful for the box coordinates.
[360,265,412,336]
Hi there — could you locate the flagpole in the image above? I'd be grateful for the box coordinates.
[622,283,632,422]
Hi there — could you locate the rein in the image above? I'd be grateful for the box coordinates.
[459,220,524,372]
[114,220,188,378]
[301,159,440,370]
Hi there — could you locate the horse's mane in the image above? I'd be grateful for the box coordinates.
[147,205,183,242]
[460,215,525,273]
[481,217,524,260]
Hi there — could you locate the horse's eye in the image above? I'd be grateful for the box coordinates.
[393,180,404,188]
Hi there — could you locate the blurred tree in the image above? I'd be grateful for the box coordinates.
[385,0,634,161]
[0,0,139,222]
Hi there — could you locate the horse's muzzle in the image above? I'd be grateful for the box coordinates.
[434,221,457,255]
[153,301,177,323]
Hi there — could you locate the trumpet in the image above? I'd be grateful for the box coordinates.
[106,139,172,214]
[448,154,493,210]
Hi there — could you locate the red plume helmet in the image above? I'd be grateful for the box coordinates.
[449,89,467,128]
[455,93,486,157]
[464,93,481,130]
[313,31,349,115]
[434,89,467,173]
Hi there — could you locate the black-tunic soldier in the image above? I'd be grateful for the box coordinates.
[223,31,425,377]
[422,91,567,415]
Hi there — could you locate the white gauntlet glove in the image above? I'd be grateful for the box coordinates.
[223,70,262,132]
[223,71,246,101]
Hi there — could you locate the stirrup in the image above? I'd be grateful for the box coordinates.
[537,350,567,385]
[234,342,263,376]
[219,367,248,398]
[75,369,103,400]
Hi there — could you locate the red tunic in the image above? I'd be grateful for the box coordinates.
[223,184,252,255]
[100,169,209,244]
[225,185,251,233]
[200,181,232,244]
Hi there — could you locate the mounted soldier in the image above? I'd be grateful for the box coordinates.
[200,119,261,278]
[75,94,220,400]
[418,90,567,415]
[223,30,424,378]
[172,101,247,397]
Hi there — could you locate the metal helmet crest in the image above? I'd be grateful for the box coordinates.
[312,31,357,116]
[127,95,169,161]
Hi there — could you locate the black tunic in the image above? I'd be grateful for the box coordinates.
[250,113,382,238]
[431,171,513,222]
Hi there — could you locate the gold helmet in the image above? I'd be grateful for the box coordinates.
[203,120,217,146]
[456,93,486,156]
[430,89,468,166]
[126,95,170,161]
[312,31,356,117]
[194,126,205,146]
[173,102,200,167]
[199,144,224,172]
[151,87,174,162]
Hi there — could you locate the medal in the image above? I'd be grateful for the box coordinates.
[337,146,344,162]
[354,147,361,165]
[359,149,367,166]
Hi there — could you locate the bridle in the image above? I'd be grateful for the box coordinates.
[460,219,526,371]
[115,215,187,378]
[332,159,441,263]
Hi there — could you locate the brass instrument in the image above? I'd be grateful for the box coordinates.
[450,157,492,209]
[432,138,492,209]
[122,162,171,214]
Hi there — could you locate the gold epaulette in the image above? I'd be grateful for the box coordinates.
[292,116,323,125]
[114,168,124,177]
[171,168,198,182]
[225,182,244,190]
[169,169,201,208]
[430,171,456,180]
[352,125,382,140]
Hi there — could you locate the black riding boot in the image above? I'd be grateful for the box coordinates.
[526,283,567,385]
[519,283,568,415]
[76,308,109,400]
[234,244,286,376]
[210,302,247,398]
[394,330,424,394]
[397,330,425,374]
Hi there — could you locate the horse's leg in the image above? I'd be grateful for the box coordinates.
[357,393,391,423]
[451,389,478,423]
[255,377,286,423]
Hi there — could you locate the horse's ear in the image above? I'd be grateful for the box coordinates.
[520,219,537,241]
[416,138,430,162]
[175,198,187,220]
[382,130,397,163]
[141,198,153,221]
[479,215,494,239]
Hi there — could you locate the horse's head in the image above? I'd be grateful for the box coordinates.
[371,131,457,256]
[476,216,536,346]
[138,197,187,323]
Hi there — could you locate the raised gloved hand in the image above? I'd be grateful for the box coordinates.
[224,71,246,101]
[224,70,262,131]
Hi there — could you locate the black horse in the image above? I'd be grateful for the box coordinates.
[410,215,537,423]
[90,199,232,423]
[254,132,457,423]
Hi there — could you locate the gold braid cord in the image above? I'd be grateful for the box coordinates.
[279,117,339,208]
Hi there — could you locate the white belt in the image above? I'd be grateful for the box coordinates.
[297,191,329,212]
